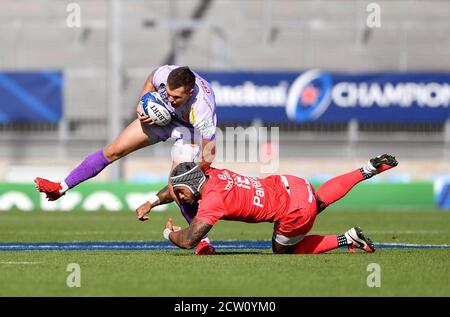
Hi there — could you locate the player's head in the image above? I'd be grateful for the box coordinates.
[167,66,195,108]
[170,162,206,205]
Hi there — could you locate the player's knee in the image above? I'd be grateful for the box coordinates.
[316,195,327,213]
[272,239,295,254]
[103,144,127,162]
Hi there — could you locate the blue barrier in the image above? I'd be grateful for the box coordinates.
[0,71,63,123]
[200,70,450,123]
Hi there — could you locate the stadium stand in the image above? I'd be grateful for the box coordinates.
[0,0,449,182]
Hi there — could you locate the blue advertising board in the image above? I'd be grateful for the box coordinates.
[200,70,450,123]
[0,71,63,123]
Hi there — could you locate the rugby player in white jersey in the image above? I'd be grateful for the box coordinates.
[35,65,217,255]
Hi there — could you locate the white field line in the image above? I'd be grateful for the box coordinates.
[317,230,448,235]
[0,261,41,265]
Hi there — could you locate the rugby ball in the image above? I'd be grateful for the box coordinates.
[140,92,172,126]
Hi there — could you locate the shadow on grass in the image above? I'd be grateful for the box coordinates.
[214,251,270,255]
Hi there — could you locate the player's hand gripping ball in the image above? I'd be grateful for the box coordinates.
[140,92,172,126]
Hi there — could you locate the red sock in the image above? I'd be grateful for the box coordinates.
[294,235,338,254]
[315,169,364,207]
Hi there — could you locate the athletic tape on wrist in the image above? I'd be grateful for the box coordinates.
[148,195,160,206]
[163,228,172,240]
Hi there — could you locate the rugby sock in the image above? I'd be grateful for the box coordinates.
[63,149,111,190]
[337,234,350,247]
[294,235,338,254]
[315,169,365,207]
[201,237,211,244]
[179,203,196,224]
[361,160,377,179]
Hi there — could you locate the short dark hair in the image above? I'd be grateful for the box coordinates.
[167,66,195,91]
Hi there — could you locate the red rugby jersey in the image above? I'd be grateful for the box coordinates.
[196,168,290,225]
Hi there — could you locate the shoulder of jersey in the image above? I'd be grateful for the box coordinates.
[196,76,212,95]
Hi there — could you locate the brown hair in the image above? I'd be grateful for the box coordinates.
[167,66,196,91]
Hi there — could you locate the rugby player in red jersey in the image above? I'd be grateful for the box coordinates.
[141,154,398,254]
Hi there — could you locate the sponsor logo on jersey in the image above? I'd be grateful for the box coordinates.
[197,76,211,95]
[190,107,196,124]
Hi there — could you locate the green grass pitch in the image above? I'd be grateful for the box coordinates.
[0,209,449,296]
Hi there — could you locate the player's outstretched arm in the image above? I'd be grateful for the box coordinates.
[164,217,212,249]
[135,185,175,221]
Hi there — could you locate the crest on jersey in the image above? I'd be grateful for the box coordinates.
[157,83,169,104]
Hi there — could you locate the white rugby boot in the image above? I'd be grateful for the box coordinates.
[344,227,376,253]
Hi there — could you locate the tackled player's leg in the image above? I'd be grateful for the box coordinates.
[271,175,319,254]
[315,154,398,213]
[271,154,398,254]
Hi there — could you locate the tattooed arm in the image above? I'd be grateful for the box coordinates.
[165,217,213,249]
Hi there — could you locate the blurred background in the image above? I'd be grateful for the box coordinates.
[0,0,449,211]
